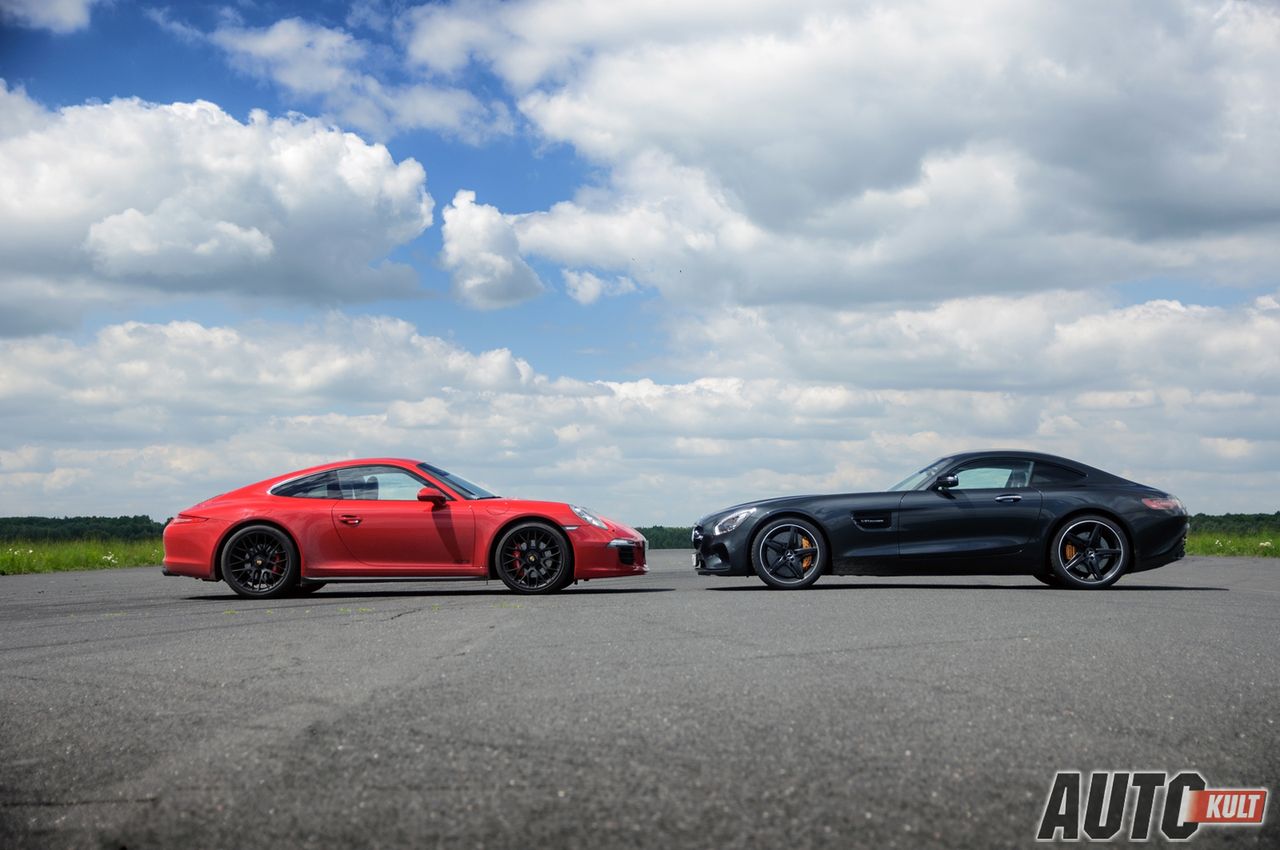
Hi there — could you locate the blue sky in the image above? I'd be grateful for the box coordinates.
[1,0,656,381]
[1,0,1278,523]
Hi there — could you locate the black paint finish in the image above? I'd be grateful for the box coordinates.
[692,450,1188,586]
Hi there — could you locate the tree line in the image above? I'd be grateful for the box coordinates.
[0,516,167,541]
[1,513,1275,546]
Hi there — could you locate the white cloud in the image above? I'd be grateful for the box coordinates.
[561,269,636,304]
[0,0,102,33]
[672,291,1280,397]
[0,84,434,333]
[207,17,510,141]
[0,81,48,137]
[441,190,545,309]
[408,0,1280,307]
[2,296,1278,521]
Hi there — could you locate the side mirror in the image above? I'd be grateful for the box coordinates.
[417,486,447,506]
[934,474,959,490]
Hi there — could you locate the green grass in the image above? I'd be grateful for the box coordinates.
[0,539,164,575]
[1186,531,1278,557]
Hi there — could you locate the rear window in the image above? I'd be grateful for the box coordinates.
[1031,463,1086,485]
[271,471,339,499]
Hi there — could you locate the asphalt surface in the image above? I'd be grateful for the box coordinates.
[1,553,1277,849]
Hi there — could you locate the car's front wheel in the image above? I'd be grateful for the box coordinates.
[752,518,826,589]
[494,522,573,594]
[221,524,299,599]
[1049,515,1129,589]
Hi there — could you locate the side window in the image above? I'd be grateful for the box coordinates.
[952,460,1033,490]
[1031,463,1086,486]
[272,471,339,499]
[335,466,431,501]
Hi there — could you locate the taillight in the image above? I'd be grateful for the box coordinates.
[169,514,210,525]
[1142,497,1180,510]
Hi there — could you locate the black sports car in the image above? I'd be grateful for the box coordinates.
[692,451,1188,590]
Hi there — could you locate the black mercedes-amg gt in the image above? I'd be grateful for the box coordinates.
[692,451,1188,590]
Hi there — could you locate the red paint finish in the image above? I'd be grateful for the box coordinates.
[162,458,647,587]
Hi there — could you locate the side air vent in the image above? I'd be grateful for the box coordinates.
[853,512,893,531]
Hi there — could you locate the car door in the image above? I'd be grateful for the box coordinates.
[897,458,1042,565]
[327,465,478,576]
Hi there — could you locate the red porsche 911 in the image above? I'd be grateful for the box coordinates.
[162,458,647,598]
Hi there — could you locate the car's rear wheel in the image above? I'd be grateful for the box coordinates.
[1049,515,1128,589]
[752,518,826,589]
[494,522,573,594]
[221,525,298,599]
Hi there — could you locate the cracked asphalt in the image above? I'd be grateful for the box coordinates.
[2,553,1277,849]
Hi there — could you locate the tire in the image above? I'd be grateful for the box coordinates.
[221,524,299,599]
[1049,515,1129,589]
[751,517,826,590]
[493,522,573,594]
[294,582,326,595]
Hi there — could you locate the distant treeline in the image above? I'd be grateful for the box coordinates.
[0,516,167,542]
[1,513,1275,546]
[1189,512,1280,534]
[636,526,694,549]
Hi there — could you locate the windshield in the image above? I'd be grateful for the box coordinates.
[887,458,950,492]
[418,462,498,500]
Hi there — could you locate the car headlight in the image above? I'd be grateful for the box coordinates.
[570,505,608,529]
[713,508,756,535]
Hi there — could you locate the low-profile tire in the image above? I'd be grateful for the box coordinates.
[751,517,826,590]
[494,522,573,594]
[294,582,326,595]
[221,524,299,599]
[1049,515,1129,590]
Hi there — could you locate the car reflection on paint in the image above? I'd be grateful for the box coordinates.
[692,451,1188,590]
[163,458,646,598]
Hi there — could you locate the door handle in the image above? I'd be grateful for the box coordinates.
[994,494,1022,503]
[338,514,362,526]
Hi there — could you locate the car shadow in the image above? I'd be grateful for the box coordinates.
[188,585,675,601]
[708,582,1228,592]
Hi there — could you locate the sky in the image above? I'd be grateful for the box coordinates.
[0,0,1277,524]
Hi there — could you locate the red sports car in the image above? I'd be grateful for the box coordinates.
[162,458,648,598]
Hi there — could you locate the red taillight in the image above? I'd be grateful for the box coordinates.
[169,514,210,525]
[1143,498,1179,510]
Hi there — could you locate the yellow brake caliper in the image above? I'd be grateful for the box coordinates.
[800,535,814,571]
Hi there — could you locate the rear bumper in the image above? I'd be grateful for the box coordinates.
[1132,520,1189,573]
[162,517,228,580]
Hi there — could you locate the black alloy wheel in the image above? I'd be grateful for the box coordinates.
[752,517,826,589]
[221,525,299,599]
[1049,515,1129,589]
[494,522,573,594]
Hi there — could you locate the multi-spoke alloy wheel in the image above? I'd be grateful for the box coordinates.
[752,518,826,589]
[494,522,572,594]
[1049,515,1128,589]
[221,525,299,599]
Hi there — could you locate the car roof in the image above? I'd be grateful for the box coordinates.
[938,450,1124,481]
[253,458,427,491]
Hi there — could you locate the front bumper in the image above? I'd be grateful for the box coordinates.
[570,525,648,579]
[691,524,753,576]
